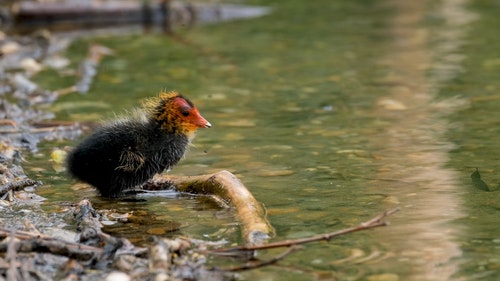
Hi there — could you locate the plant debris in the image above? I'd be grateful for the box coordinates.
[0,199,233,281]
[0,198,398,281]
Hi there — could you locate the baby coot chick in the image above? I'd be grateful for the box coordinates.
[67,91,211,198]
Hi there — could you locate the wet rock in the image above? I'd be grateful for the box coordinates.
[105,271,131,281]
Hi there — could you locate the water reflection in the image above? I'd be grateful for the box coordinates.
[369,0,475,280]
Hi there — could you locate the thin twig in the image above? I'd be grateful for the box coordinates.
[219,245,302,272]
[0,179,42,196]
[213,208,400,254]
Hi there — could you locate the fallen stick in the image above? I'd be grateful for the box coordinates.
[145,170,274,246]
[0,179,42,197]
[0,228,102,261]
[213,208,400,254]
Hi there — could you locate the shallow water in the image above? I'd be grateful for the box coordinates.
[24,0,500,280]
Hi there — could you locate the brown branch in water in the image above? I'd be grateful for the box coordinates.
[220,245,303,272]
[213,208,400,254]
[145,170,274,246]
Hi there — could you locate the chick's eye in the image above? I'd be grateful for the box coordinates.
[180,109,190,116]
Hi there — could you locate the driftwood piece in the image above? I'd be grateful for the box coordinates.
[145,170,273,246]
[0,227,102,261]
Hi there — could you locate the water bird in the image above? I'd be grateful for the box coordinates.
[67,91,211,198]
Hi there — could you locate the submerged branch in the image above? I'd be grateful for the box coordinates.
[213,208,400,254]
[220,245,302,272]
[144,170,274,246]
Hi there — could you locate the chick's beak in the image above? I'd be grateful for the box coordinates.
[199,116,211,128]
[204,120,212,128]
[192,110,211,128]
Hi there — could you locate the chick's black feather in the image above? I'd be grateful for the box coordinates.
[67,120,189,197]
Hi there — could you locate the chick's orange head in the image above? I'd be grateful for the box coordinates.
[150,91,211,134]
[172,96,211,130]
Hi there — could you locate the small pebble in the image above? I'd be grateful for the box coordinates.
[105,271,131,281]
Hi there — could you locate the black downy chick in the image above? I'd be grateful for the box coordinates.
[66,91,211,197]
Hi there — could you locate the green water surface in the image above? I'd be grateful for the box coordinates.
[26,0,500,280]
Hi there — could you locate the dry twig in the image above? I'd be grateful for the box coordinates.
[213,208,400,254]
